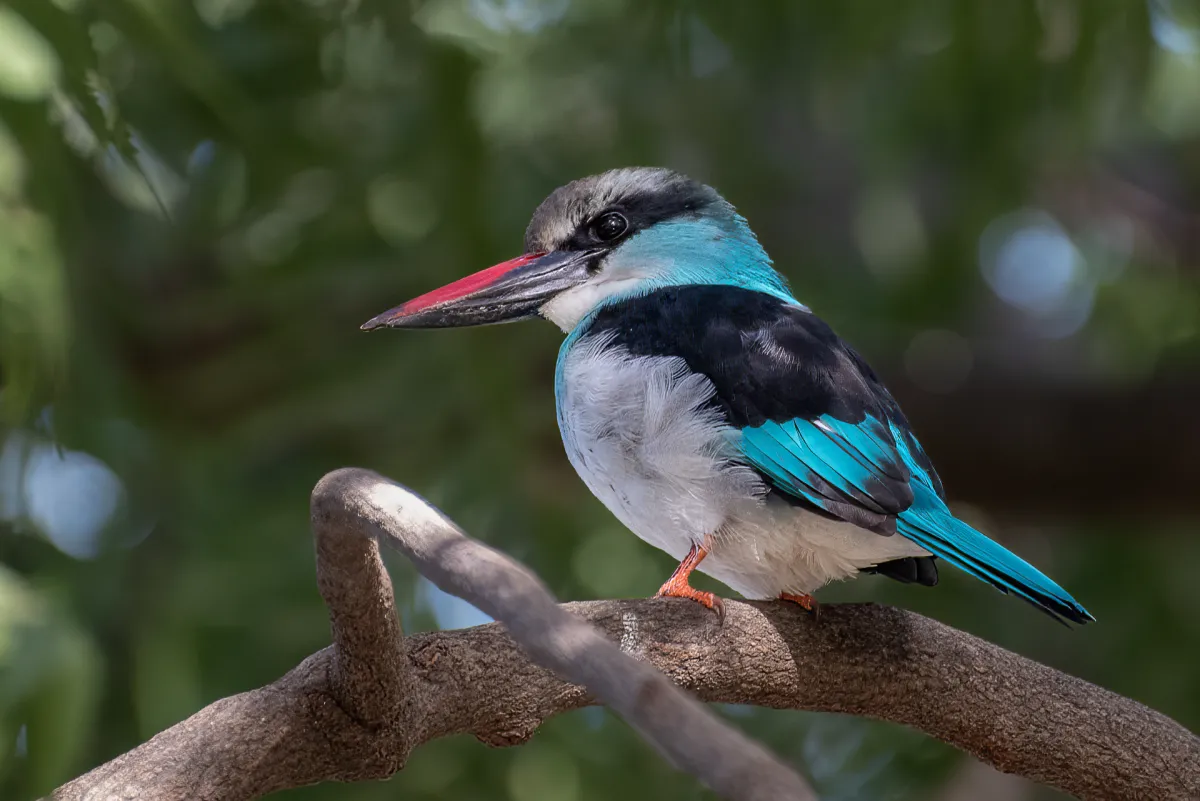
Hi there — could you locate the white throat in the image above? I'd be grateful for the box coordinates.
[539,277,647,332]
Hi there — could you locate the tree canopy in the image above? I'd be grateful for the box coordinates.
[1,2,1198,799]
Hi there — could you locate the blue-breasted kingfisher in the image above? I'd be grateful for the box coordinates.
[363,168,1094,625]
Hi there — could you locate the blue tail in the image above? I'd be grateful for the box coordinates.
[897,507,1095,626]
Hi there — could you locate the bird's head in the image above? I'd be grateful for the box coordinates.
[361,167,792,333]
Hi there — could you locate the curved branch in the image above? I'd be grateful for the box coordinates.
[50,470,1200,801]
[311,468,813,801]
[312,483,409,729]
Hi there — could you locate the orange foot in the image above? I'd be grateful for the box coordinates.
[655,542,725,623]
[779,591,820,618]
[656,581,726,622]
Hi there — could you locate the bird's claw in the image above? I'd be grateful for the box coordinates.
[655,584,726,624]
[779,592,820,620]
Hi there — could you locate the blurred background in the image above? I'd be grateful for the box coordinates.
[1,1,1198,799]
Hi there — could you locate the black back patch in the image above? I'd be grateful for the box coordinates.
[582,285,947,520]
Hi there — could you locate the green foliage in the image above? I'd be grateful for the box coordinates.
[0,565,99,795]
[0,1,1197,799]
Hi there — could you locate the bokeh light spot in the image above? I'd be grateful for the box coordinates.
[470,0,569,35]
[1146,45,1200,136]
[194,0,256,29]
[1150,0,1200,55]
[979,209,1096,338]
[419,577,493,630]
[0,8,60,101]
[981,211,1080,313]
[187,140,216,175]
[0,432,125,560]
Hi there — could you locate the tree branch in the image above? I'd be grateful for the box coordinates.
[311,468,813,801]
[50,469,1200,801]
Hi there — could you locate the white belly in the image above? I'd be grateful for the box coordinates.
[556,335,928,598]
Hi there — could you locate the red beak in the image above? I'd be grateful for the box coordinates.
[361,249,598,330]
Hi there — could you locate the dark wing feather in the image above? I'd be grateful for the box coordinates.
[585,284,932,533]
[583,286,1092,623]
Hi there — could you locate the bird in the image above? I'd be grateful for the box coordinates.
[362,167,1094,625]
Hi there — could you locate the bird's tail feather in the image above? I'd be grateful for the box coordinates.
[897,511,1094,625]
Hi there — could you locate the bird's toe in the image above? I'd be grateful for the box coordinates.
[779,591,820,618]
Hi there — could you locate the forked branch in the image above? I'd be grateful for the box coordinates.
[50,468,1200,801]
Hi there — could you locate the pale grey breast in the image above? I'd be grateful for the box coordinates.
[555,333,765,561]
[554,333,930,599]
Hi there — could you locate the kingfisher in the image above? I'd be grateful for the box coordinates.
[363,167,1093,625]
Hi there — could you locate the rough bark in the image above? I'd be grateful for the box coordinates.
[50,469,1200,801]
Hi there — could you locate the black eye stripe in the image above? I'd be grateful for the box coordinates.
[523,170,722,253]
[537,181,718,252]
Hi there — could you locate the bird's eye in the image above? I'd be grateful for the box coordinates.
[592,211,628,242]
